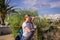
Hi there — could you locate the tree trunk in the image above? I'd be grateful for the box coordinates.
[1,15,5,25]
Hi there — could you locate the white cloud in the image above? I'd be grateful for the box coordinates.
[29,7,38,10]
[23,0,37,6]
[23,0,60,10]
[50,1,60,8]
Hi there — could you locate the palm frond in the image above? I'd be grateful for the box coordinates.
[5,0,11,5]
[6,6,15,12]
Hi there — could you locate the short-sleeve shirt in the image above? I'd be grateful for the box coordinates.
[22,22,33,37]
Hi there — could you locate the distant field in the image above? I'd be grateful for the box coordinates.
[0,34,14,40]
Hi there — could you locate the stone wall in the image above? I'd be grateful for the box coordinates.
[0,27,12,35]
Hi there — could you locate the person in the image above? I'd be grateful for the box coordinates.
[20,14,35,40]
[28,17,36,40]
[31,17,36,29]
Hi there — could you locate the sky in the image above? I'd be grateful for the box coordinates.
[9,0,60,15]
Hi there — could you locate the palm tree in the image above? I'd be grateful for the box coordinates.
[0,0,15,25]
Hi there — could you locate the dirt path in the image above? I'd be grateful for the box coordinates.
[0,34,14,40]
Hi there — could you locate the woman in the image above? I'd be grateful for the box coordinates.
[20,14,35,40]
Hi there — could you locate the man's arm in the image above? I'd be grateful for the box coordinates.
[24,26,35,32]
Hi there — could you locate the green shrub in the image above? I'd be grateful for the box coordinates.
[5,10,38,37]
[34,18,51,40]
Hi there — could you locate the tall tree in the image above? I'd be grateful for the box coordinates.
[0,0,15,25]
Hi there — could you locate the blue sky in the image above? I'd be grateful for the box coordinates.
[9,0,60,15]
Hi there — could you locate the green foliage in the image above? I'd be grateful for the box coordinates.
[0,0,15,14]
[0,0,16,24]
[40,18,50,28]
[5,10,38,37]
[35,18,50,28]
[5,13,22,36]
[34,18,51,40]
[5,9,58,40]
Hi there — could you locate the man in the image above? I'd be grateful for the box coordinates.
[28,17,37,40]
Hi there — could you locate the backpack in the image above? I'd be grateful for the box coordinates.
[15,27,23,40]
[18,27,23,37]
[15,35,20,40]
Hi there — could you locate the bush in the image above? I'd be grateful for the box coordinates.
[34,18,51,40]
[5,10,38,37]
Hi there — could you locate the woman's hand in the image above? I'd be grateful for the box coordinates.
[34,25,37,29]
[31,29,35,31]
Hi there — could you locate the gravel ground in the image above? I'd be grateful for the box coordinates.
[0,34,14,40]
